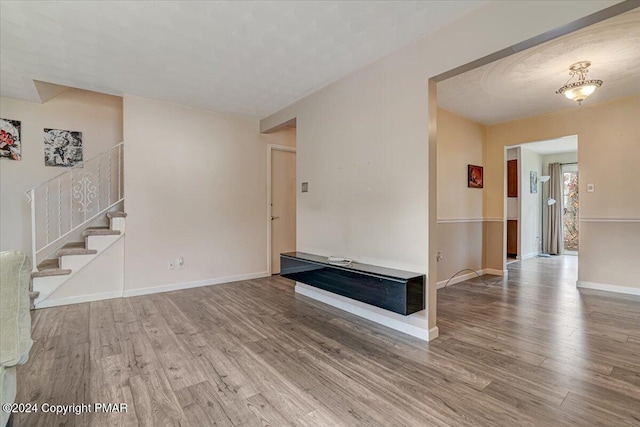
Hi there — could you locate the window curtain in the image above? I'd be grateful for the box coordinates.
[545,163,563,255]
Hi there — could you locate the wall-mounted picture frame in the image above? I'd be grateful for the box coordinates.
[530,171,538,193]
[44,128,83,167]
[468,164,483,188]
[0,118,22,161]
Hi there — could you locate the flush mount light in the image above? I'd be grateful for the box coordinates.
[556,61,603,105]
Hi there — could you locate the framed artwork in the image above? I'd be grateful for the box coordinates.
[468,164,483,188]
[44,128,83,167]
[530,171,538,193]
[0,118,21,160]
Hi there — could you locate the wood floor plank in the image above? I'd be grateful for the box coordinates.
[89,299,123,360]
[128,369,186,427]
[15,255,640,426]
[176,380,253,426]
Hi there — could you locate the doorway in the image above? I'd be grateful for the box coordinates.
[268,145,296,274]
[505,136,578,262]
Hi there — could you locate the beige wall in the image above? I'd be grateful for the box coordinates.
[436,108,485,281]
[0,90,123,255]
[437,108,485,220]
[486,96,640,289]
[437,222,483,282]
[123,95,267,293]
[261,1,616,332]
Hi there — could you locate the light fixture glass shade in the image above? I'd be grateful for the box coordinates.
[563,84,598,102]
[547,198,557,206]
[556,61,603,105]
[539,175,551,183]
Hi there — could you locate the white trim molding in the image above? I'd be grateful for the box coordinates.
[266,143,296,275]
[429,326,439,341]
[436,218,484,224]
[295,282,432,341]
[436,218,506,224]
[437,268,507,289]
[437,269,484,289]
[123,271,269,298]
[37,290,124,309]
[580,218,640,223]
[484,268,508,277]
[577,281,640,296]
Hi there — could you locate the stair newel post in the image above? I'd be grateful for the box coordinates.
[29,188,38,273]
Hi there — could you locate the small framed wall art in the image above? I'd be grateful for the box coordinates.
[0,118,22,161]
[44,128,83,167]
[530,171,538,193]
[468,164,483,188]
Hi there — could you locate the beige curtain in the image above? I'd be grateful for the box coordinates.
[545,163,563,255]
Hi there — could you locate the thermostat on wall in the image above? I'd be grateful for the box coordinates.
[301,182,309,192]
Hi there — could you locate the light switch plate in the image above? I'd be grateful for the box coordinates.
[586,183,595,193]
[301,182,308,192]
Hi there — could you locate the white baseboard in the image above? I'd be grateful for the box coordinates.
[437,268,507,289]
[520,252,539,260]
[437,270,484,289]
[123,271,269,298]
[37,290,124,309]
[429,326,439,340]
[295,282,432,341]
[484,268,508,277]
[577,281,640,296]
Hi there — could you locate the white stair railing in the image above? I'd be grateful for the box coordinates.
[26,142,124,271]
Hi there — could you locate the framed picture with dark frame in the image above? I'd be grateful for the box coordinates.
[468,164,483,188]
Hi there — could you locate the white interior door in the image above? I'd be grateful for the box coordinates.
[271,149,296,274]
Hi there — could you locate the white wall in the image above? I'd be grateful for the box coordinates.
[40,237,124,308]
[519,147,543,258]
[0,90,123,255]
[261,1,616,332]
[123,95,268,294]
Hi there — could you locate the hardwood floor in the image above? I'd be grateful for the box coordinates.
[16,256,640,426]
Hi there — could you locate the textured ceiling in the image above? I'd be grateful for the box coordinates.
[438,8,640,125]
[0,1,482,117]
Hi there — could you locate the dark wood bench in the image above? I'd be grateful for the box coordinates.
[280,252,425,316]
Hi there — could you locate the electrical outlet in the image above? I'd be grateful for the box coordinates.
[168,260,175,270]
[586,183,595,193]
[177,256,184,269]
[436,251,443,262]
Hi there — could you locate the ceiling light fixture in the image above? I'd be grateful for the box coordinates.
[556,61,603,105]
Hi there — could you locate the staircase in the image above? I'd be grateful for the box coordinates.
[30,212,126,308]
[26,143,125,309]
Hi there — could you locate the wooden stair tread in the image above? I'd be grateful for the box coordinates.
[82,227,121,237]
[106,211,127,219]
[31,258,72,278]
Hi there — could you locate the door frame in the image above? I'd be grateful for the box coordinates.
[267,143,296,275]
